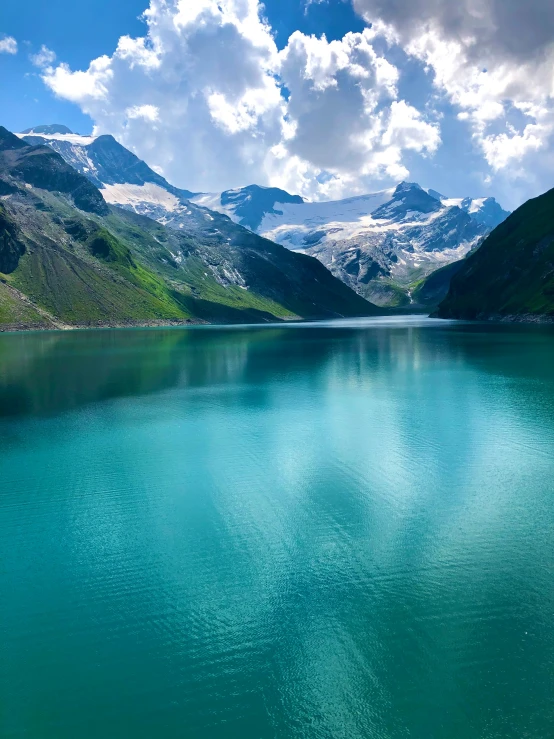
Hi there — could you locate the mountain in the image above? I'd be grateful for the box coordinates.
[437,186,554,321]
[191,183,510,307]
[432,193,509,230]
[20,128,196,197]
[193,185,305,232]
[18,126,510,309]
[22,125,74,135]
[0,126,379,330]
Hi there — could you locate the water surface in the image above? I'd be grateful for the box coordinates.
[1,317,554,738]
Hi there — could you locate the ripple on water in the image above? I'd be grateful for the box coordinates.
[1,318,554,739]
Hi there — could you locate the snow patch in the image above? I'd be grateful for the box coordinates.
[100,183,180,211]
[189,192,240,223]
[260,193,449,248]
[467,198,487,214]
[17,132,97,146]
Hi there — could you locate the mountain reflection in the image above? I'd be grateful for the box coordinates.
[0,319,553,419]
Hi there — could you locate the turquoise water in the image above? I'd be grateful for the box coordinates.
[1,316,554,738]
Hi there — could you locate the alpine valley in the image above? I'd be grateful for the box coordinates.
[19,125,510,309]
[0,125,378,331]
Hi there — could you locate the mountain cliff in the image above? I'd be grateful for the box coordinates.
[437,186,554,321]
[0,126,380,330]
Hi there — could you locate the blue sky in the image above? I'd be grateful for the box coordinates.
[2,0,554,209]
[0,0,366,134]
[0,0,147,134]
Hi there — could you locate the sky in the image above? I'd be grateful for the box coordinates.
[1,0,554,210]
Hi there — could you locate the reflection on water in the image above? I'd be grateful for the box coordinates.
[1,317,553,419]
[1,317,554,739]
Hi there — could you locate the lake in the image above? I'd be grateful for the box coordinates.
[1,316,553,738]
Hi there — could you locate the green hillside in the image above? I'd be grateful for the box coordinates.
[437,186,554,320]
[411,260,465,309]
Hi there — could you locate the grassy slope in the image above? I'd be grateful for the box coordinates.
[103,210,298,323]
[437,187,554,319]
[0,278,56,329]
[104,207,379,323]
[0,190,377,328]
[411,260,465,309]
[3,194,189,325]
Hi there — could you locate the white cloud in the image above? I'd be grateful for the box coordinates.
[46,56,113,101]
[30,45,56,68]
[280,29,400,173]
[42,0,285,192]
[0,36,17,55]
[125,104,160,122]
[352,0,554,175]
[39,0,442,199]
[383,100,440,155]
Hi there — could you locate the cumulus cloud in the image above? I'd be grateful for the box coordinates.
[0,36,18,55]
[352,0,554,174]
[280,29,398,172]
[43,0,285,192]
[39,0,441,198]
[352,0,554,64]
[30,45,56,68]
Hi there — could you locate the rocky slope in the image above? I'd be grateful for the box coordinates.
[437,186,554,321]
[0,126,379,330]
[18,127,509,309]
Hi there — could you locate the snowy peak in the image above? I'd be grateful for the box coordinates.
[221,185,304,231]
[429,190,510,230]
[17,126,196,200]
[21,124,74,135]
[460,197,509,229]
[372,182,441,220]
[191,185,304,231]
[394,181,423,195]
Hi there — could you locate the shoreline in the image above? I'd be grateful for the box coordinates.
[432,312,554,324]
[2,311,554,334]
[0,317,208,334]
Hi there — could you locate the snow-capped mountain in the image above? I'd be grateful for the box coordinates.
[19,127,196,199]
[427,189,509,229]
[193,185,304,231]
[18,126,510,307]
[192,182,510,305]
[17,128,218,245]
